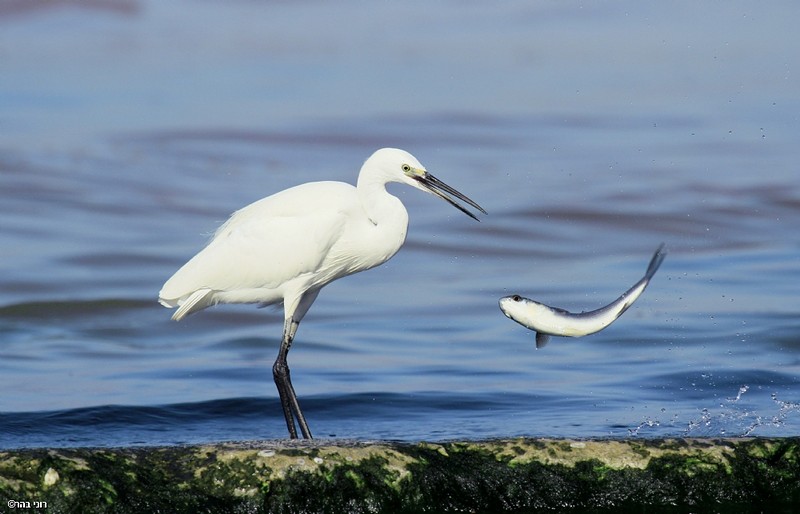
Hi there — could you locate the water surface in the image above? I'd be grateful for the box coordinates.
[1,1,799,448]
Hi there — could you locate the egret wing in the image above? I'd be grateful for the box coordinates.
[160,182,355,306]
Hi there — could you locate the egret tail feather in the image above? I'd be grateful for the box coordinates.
[169,289,214,321]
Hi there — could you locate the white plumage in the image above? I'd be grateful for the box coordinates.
[159,148,485,438]
[159,181,405,320]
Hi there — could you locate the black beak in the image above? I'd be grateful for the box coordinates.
[414,173,487,221]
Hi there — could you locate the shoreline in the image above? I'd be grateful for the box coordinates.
[2,437,798,512]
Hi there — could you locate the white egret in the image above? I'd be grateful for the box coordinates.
[159,148,486,439]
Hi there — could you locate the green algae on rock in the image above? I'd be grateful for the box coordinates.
[1,438,798,513]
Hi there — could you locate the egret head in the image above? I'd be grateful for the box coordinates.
[364,148,486,221]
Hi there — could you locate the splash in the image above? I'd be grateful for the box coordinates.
[683,385,755,436]
[627,417,660,436]
[628,385,800,437]
[729,385,749,403]
[684,386,800,437]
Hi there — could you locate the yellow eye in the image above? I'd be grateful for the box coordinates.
[401,164,411,173]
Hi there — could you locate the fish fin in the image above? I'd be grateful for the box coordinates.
[644,243,667,281]
[615,244,668,318]
[616,297,636,317]
[536,332,550,349]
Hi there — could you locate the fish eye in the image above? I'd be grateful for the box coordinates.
[401,164,411,172]
[512,295,521,302]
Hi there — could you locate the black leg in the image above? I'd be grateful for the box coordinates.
[273,355,298,438]
[272,318,313,439]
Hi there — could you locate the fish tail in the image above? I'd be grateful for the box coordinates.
[644,243,667,281]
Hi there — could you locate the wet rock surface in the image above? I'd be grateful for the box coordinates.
[1,438,798,513]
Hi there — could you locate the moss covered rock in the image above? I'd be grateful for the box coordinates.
[1,438,798,513]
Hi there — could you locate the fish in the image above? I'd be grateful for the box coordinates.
[499,244,667,348]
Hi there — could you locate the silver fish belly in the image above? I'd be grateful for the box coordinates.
[499,244,666,348]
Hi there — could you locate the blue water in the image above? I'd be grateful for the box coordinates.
[1,1,799,448]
